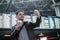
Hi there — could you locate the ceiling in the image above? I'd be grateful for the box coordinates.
[0,0,60,12]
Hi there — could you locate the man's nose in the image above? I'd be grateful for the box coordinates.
[21,15,24,18]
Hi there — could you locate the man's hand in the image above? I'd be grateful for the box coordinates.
[34,9,41,18]
[16,22,22,29]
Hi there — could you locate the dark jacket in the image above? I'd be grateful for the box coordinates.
[11,17,41,40]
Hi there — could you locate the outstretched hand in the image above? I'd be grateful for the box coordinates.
[34,9,41,18]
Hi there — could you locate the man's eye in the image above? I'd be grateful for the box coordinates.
[19,14,24,15]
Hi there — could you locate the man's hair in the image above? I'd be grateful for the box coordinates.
[16,10,24,15]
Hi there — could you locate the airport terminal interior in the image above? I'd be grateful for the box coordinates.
[0,0,60,40]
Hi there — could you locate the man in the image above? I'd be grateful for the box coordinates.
[11,9,41,40]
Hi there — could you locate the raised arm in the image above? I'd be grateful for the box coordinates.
[26,9,41,29]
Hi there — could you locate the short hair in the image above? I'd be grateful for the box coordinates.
[16,10,24,15]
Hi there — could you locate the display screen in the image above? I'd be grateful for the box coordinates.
[0,13,60,29]
[34,16,60,29]
[0,13,10,28]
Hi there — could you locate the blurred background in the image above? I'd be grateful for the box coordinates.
[0,0,60,40]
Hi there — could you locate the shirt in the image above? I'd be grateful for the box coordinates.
[18,26,29,40]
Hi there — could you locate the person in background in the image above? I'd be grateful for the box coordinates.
[11,9,41,40]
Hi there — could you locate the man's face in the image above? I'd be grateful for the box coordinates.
[16,12,24,20]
